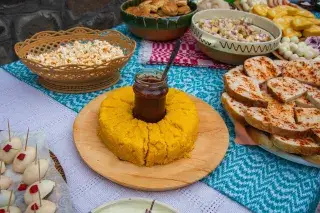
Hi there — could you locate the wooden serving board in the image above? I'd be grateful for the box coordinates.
[73,91,229,191]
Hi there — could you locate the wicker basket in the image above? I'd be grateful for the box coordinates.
[15,27,136,93]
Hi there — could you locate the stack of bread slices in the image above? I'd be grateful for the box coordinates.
[222,56,320,165]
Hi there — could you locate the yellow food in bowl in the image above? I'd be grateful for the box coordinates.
[251,4,320,38]
[99,87,199,166]
[291,17,313,31]
[283,27,302,37]
[303,25,320,37]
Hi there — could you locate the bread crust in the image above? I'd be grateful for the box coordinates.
[267,77,307,103]
[221,93,247,125]
[244,56,281,84]
[271,135,320,155]
[244,107,270,132]
[245,107,310,138]
[283,60,319,86]
[246,126,275,149]
[303,155,320,165]
[224,77,268,107]
[306,90,320,109]
[311,128,320,143]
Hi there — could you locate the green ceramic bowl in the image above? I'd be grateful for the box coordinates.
[120,0,197,41]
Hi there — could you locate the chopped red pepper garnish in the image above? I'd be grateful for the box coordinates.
[29,185,39,194]
[31,203,39,211]
[18,183,28,191]
[0,209,5,213]
[2,144,12,152]
[17,153,26,161]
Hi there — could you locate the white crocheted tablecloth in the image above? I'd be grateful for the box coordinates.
[0,70,254,212]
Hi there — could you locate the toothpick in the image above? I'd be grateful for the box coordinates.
[6,190,13,211]
[35,144,38,165]
[25,128,29,151]
[7,120,11,142]
[0,162,2,181]
[150,200,155,211]
[38,159,41,183]
[38,189,42,207]
[34,205,36,213]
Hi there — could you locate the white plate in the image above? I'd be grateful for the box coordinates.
[259,145,320,169]
[91,198,178,213]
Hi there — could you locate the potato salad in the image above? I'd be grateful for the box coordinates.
[197,17,271,42]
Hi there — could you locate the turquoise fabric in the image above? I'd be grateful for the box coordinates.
[2,24,320,213]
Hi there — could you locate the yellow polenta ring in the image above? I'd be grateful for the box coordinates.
[99,86,199,166]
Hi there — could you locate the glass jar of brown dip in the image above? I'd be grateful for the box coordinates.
[133,69,168,123]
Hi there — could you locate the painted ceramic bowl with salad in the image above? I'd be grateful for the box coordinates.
[121,0,197,41]
[190,9,282,65]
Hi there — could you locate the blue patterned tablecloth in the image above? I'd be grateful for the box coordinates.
[2,24,320,213]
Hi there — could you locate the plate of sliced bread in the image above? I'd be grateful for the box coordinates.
[221,56,320,168]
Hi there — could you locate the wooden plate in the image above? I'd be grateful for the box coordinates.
[73,91,229,191]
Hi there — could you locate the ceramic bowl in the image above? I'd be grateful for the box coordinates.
[121,0,197,41]
[190,9,282,65]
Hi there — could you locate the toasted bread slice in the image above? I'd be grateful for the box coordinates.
[282,60,319,86]
[221,92,248,124]
[310,61,320,86]
[303,155,320,165]
[244,56,281,84]
[263,92,296,123]
[295,107,320,128]
[245,107,310,137]
[297,84,318,108]
[274,60,288,72]
[311,128,320,143]
[269,116,310,138]
[246,126,276,150]
[267,77,307,103]
[224,74,267,107]
[224,66,245,79]
[271,135,320,155]
[245,107,271,133]
[295,96,315,108]
[306,89,320,109]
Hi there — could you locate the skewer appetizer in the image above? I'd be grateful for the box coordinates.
[0,206,21,213]
[0,176,12,190]
[24,180,55,205]
[0,121,22,164]
[0,162,5,174]
[0,190,21,213]
[24,162,57,212]
[24,160,55,205]
[23,159,49,186]
[24,200,56,213]
[0,190,15,208]
[0,163,12,190]
[13,129,36,173]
